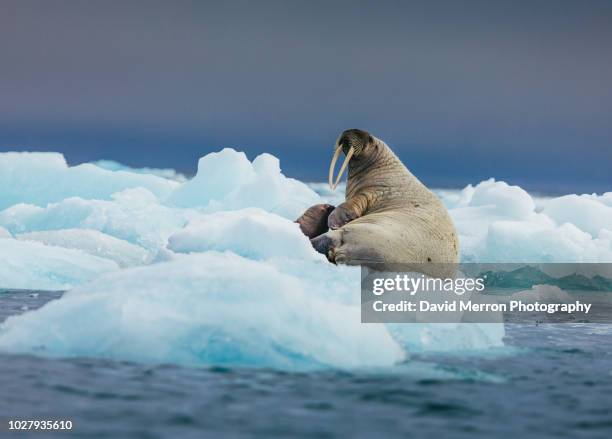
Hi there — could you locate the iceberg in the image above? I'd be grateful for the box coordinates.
[0,252,406,369]
[0,249,507,369]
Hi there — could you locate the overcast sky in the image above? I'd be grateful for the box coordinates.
[1,0,611,193]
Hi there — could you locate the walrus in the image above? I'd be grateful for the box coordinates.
[296,129,459,269]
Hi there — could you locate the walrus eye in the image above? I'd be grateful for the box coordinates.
[328,145,355,191]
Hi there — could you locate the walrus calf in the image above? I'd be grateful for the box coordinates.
[296,129,459,268]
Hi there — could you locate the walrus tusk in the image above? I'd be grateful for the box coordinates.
[328,146,342,190]
[328,146,354,191]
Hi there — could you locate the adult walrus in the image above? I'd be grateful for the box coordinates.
[296,129,459,269]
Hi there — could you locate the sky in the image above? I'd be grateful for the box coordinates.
[1,0,611,193]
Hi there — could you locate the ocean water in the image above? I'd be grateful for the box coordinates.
[1,150,611,437]
[2,290,611,439]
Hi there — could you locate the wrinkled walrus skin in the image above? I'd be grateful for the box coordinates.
[296,129,459,269]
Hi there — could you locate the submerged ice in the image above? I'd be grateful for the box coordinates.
[0,149,610,369]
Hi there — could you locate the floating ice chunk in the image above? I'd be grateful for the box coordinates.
[509,284,572,303]
[91,160,187,182]
[453,185,612,262]
[433,188,465,209]
[0,189,193,251]
[462,179,535,218]
[482,221,608,262]
[443,179,612,262]
[169,149,255,206]
[307,182,346,206]
[387,323,505,353]
[443,180,538,261]
[481,220,612,263]
[600,229,612,241]
[0,238,118,290]
[597,192,612,208]
[450,205,503,260]
[168,208,323,261]
[0,152,178,210]
[543,194,612,237]
[0,252,405,369]
[169,149,319,219]
[17,229,150,268]
[0,226,11,238]
[451,209,549,262]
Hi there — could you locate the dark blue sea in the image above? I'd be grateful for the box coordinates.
[1,290,612,438]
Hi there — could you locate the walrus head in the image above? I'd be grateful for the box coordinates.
[328,128,374,190]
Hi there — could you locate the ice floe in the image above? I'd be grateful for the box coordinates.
[0,149,610,368]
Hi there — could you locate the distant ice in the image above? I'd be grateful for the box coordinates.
[542,194,612,238]
[508,284,572,304]
[0,152,177,211]
[91,159,188,182]
[441,179,612,262]
[307,182,346,206]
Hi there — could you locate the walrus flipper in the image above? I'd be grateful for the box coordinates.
[328,193,370,230]
[328,203,359,230]
[311,232,339,262]
[295,203,335,239]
